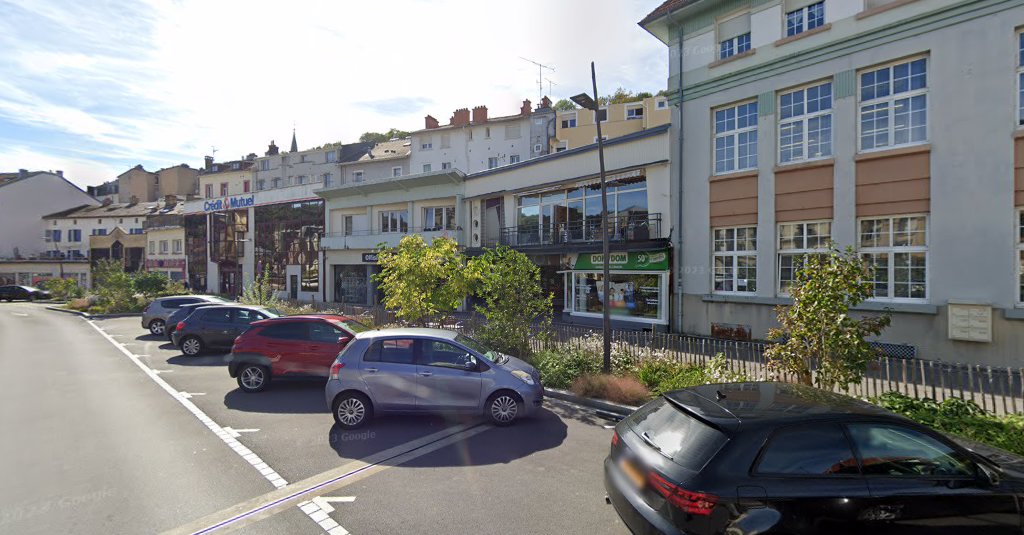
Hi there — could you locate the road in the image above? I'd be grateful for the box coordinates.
[0,302,628,534]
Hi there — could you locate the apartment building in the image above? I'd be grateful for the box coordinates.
[410,99,556,175]
[0,169,98,260]
[116,164,199,203]
[642,0,1024,365]
[338,138,411,186]
[551,96,671,152]
[144,197,186,282]
[198,156,255,199]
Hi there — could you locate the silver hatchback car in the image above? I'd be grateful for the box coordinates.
[325,328,544,429]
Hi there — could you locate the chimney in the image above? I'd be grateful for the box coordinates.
[520,99,532,116]
[164,194,177,207]
[101,198,113,206]
[17,169,27,179]
[266,140,279,156]
[450,108,470,127]
[56,170,64,178]
[129,195,139,205]
[246,153,257,161]
[204,156,214,170]
[425,115,440,129]
[472,105,488,123]
[541,96,552,109]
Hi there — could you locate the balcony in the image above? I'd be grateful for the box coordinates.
[321,227,462,251]
[496,213,662,250]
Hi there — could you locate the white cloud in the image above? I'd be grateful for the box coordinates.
[0,0,668,188]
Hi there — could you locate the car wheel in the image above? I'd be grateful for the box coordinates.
[237,364,270,393]
[333,392,372,429]
[486,391,522,427]
[149,319,166,336]
[180,336,204,356]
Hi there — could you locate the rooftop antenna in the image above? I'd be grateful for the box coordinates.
[210,146,218,160]
[520,56,554,103]
[545,77,558,96]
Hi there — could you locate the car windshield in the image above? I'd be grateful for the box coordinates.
[210,296,233,303]
[454,334,501,362]
[332,319,369,334]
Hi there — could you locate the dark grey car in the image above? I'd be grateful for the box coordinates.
[141,295,229,336]
[171,305,279,356]
[324,328,544,429]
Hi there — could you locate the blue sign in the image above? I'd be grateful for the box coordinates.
[203,194,255,212]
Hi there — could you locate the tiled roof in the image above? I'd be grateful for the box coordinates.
[639,0,699,26]
[0,171,45,188]
[346,138,412,164]
[42,199,182,219]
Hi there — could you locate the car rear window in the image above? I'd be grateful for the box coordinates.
[755,424,860,476]
[626,398,729,471]
[332,319,369,334]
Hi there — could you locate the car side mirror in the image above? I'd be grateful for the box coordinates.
[463,360,477,371]
[977,462,1001,487]
[337,336,352,346]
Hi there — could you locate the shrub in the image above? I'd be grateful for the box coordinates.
[91,260,142,313]
[571,374,651,406]
[634,354,749,395]
[530,348,602,389]
[133,271,170,297]
[873,392,1024,456]
[240,267,281,309]
[41,278,84,301]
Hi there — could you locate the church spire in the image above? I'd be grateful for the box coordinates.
[290,127,298,153]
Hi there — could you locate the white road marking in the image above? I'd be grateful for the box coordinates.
[11,312,28,317]
[151,369,173,374]
[83,320,335,534]
[310,496,355,514]
[223,427,258,438]
[179,392,206,399]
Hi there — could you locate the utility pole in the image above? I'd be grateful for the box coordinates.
[520,57,554,103]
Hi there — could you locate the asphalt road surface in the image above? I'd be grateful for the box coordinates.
[0,302,628,534]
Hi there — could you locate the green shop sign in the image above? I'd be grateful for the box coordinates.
[574,249,669,271]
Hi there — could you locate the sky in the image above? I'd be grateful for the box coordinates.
[0,0,668,188]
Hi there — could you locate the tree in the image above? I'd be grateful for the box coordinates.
[41,277,84,301]
[552,99,577,111]
[468,246,553,357]
[133,271,170,298]
[240,266,281,308]
[765,244,892,390]
[373,235,470,325]
[91,259,139,313]
[359,128,411,143]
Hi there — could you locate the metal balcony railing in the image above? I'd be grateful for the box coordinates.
[323,226,459,238]
[497,213,661,248]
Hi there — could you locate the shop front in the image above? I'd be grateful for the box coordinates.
[563,248,670,331]
[325,250,383,306]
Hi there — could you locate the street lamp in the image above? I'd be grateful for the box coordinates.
[572,61,611,374]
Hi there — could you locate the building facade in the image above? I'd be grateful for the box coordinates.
[0,170,98,260]
[642,0,1024,365]
[552,95,672,152]
[144,198,186,282]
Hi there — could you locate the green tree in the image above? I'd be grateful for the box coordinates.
[374,235,470,325]
[552,99,577,111]
[359,128,411,143]
[468,246,553,357]
[41,278,84,301]
[240,266,281,308]
[91,259,140,313]
[765,244,892,390]
[133,271,170,298]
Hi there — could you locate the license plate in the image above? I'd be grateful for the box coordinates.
[619,458,645,489]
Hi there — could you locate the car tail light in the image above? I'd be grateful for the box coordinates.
[176,321,186,332]
[329,362,345,380]
[611,431,620,447]
[647,471,717,516]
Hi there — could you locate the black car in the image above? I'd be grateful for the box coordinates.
[605,382,1024,535]
[165,302,235,341]
[171,305,280,356]
[0,285,51,301]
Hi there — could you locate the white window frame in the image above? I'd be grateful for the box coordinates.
[785,1,825,37]
[326,151,337,163]
[423,164,432,173]
[719,33,751,60]
[858,214,929,302]
[421,142,433,150]
[560,112,578,129]
[392,167,402,177]
[352,170,364,183]
[148,241,155,254]
[776,220,832,295]
[656,98,668,109]
[1017,209,1024,306]
[713,100,759,175]
[567,270,670,325]
[509,154,521,164]
[625,104,644,120]
[321,173,331,186]
[172,239,182,254]
[343,215,354,236]
[422,206,456,231]
[712,226,758,294]
[858,56,929,153]
[487,157,498,169]
[159,240,168,254]
[441,162,452,170]
[1017,32,1024,127]
[259,160,270,171]
[778,80,833,165]
[379,210,409,234]
[220,182,228,196]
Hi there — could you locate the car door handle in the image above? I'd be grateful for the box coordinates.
[364,367,378,373]
[418,371,432,377]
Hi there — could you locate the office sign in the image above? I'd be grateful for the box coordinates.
[361,253,379,263]
[574,249,669,271]
[203,194,255,212]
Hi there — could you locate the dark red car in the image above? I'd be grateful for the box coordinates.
[227,315,369,393]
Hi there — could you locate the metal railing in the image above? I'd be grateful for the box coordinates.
[323,226,459,238]
[498,213,661,248]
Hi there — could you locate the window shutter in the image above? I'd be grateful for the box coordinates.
[786,0,821,12]
[718,13,751,41]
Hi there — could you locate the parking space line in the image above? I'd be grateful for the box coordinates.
[83,319,335,533]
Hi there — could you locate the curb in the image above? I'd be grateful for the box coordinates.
[545,388,639,417]
[44,306,142,319]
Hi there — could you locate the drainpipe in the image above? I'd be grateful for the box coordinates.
[672,10,685,334]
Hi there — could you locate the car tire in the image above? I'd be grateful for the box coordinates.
[180,335,204,356]
[149,319,166,336]
[333,392,372,429]
[486,390,523,427]
[237,364,270,393]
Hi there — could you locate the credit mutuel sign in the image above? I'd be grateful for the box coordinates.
[203,194,255,212]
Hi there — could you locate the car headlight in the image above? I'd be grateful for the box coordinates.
[511,370,535,385]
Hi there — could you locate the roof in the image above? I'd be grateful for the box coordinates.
[200,160,254,175]
[316,168,465,200]
[343,138,412,165]
[639,0,697,27]
[664,382,892,431]
[354,327,458,340]
[465,123,669,181]
[42,199,182,219]
[412,112,531,134]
